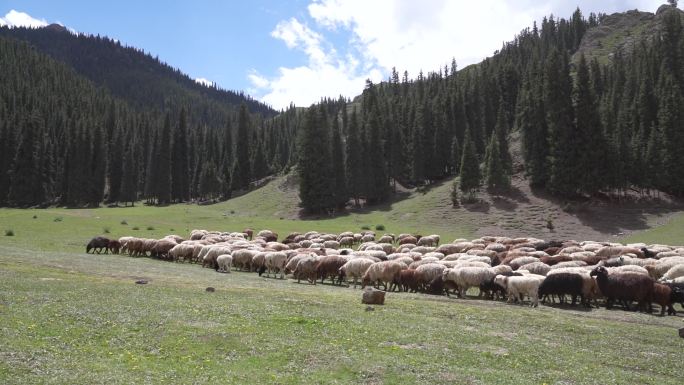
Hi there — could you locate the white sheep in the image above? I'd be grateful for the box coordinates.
[263,251,288,279]
[494,275,543,307]
[519,261,551,276]
[415,263,447,287]
[660,264,684,281]
[442,266,496,298]
[339,259,375,288]
[216,254,233,273]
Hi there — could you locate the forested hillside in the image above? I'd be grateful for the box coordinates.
[294,5,684,213]
[0,32,289,207]
[0,4,682,211]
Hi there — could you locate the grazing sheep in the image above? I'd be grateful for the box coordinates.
[315,256,348,285]
[539,255,573,266]
[606,265,648,276]
[361,261,407,291]
[107,240,121,254]
[590,266,654,312]
[394,269,422,293]
[508,256,539,270]
[417,235,440,247]
[644,258,684,279]
[651,283,675,316]
[216,254,233,273]
[550,260,587,270]
[660,264,684,281]
[259,252,288,279]
[292,256,318,284]
[339,259,375,288]
[232,249,258,271]
[494,275,543,307]
[479,271,523,300]
[538,273,585,305]
[86,236,110,254]
[519,261,551,276]
[251,252,267,272]
[442,267,496,298]
[399,236,418,245]
[415,263,447,290]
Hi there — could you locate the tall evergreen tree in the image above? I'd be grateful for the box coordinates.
[545,49,578,196]
[171,108,190,202]
[345,108,363,206]
[330,114,348,209]
[119,142,137,206]
[573,54,606,194]
[8,111,44,206]
[364,104,390,204]
[484,134,510,191]
[155,113,172,204]
[298,105,334,213]
[231,103,252,191]
[458,128,480,195]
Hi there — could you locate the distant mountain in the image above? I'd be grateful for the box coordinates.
[0,25,276,117]
[574,4,684,64]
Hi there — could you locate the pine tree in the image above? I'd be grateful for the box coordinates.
[517,76,549,187]
[330,114,348,209]
[105,107,122,203]
[198,161,221,200]
[459,128,480,195]
[155,113,172,204]
[171,108,190,202]
[364,104,390,204]
[658,73,684,195]
[298,105,335,213]
[251,138,269,181]
[573,54,606,195]
[545,49,578,196]
[231,103,252,191]
[119,142,137,206]
[345,108,363,206]
[87,124,106,206]
[8,111,44,207]
[484,134,510,191]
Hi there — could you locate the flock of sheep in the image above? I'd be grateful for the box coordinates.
[88,229,684,315]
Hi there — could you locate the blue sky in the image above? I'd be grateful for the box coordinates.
[0,0,673,109]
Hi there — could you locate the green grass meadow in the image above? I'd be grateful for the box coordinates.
[1,180,684,384]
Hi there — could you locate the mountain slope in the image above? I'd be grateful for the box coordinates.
[574,5,684,65]
[0,25,276,117]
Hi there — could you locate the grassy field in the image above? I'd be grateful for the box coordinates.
[1,177,684,383]
[0,177,474,254]
[1,246,683,385]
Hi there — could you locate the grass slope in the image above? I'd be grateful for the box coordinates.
[0,177,474,253]
[1,172,683,254]
[1,246,682,384]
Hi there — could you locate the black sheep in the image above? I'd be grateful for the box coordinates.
[590,266,654,312]
[86,236,110,254]
[538,273,585,306]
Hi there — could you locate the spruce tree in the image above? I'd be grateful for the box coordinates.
[120,144,137,206]
[330,114,348,209]
[545,49,578,196]
[88,124,106,206]
[484,134,510,191]
[459,128,480,195]
[231,103,252,191]
[8,112,44,207]
[573,54,606,195]
[298,106,334,213]
[364,104,390,204]
[198,161,220,200]
[345,108,363,206]
[171,108,190,202]
[155,113,172,204]
[658,73,684,195]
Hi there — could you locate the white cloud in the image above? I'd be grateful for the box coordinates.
[0,9,48,28]
[252,0,667,109]
[252,16,383,109]
[195,77,214,87]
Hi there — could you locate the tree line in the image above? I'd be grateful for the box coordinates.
[1,6,683,212]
